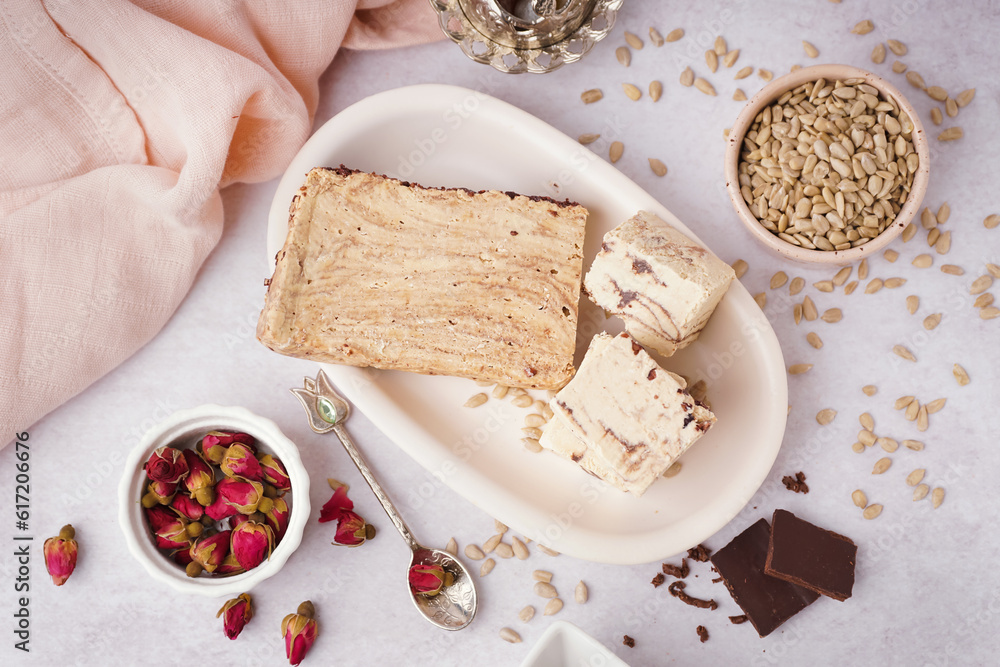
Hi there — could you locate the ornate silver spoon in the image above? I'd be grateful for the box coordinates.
[292,370,477,630]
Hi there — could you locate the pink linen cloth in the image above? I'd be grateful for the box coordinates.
[0,0,443,447]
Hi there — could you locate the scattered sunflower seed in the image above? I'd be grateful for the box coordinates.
[758,68,773,81]
[893,345,916,362]
[859,259,869,281]
[945,98,957,118]
[852,442,865,453]
[905,400,920,421]
[465,544,485,560]
[930,107,943,125]
[622,83,642,101]
[815,280,835,292]
[865,278,884,294]
[694,78,717,96]
[859,412,875,431]
[852,490,867,508]
[803,296,818,321]
[981,306,1000,319]
[521,437,542,453]
[851,20,874,35]
[770,271,788,289]
[970,275,993,295]
[941,264,964,275]
[445,537,458,556]
[926,85,947,101]
[913,484,930,501]
[871,43,886,64]
[816,408,837,425]
[902,223,918,242]
[581,89,603,104]
[624,31,644,50]
[733,88,747,101]
[878,437,898,453]
[512,394,534,408]
[731,259,748,278]
[927,227,940,247]
[578,133,600,145]
[803,41,819,58]
[894,395,915,409]
[575,581,589,604]
[936,231,952,254]
[723,49,740,68]
[649,80,663,102]
[616,46,631,67]
[931,487,945,509]
[974,293,994,308]
[500,627,522,644]
[666,27,684,42]
[519,605,535,622]
[956,88,976,107]
[903,439,925,451]
[705,50,719,73]
[833,266,852,286]
[734,65,753,79]
[512,536,529,560]
[917,404,929,431]
[859,429,877,447]
[863,384,878,396]
[988,263,1000,278]
[495,542,515,559]
[844,281,859,295]
[495,519,508,534]
[884,277,906,289]
[609,141,624,163]
[493,384,510,399]
[544,598,564,616]
[480,558,496,576]
[533,570,553,583]
[789,364,813,375]
[906,469,926,487]
[807,332,823,349]
[663,461,683,478]
[892,60,907,74]
[821,308,843,323]
[680,67,694,87]
[790,276,805,295]
[483,533,502,553]
[984,214,1000,229]
[754,292,766,309]
[794,303,803,324]
[938,127,963,141]
[906,295,919,314]
[924,313,942,329]
[913,254,933,268]
[953,363,970,386]
[465,393,488,408]
[906,71,926,89]
[537,544,560,557]
[863,504,883,520]
[648,158,668,177]
[534,582,558,599]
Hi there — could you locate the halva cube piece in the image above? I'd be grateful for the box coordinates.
[584,211,735,357]
[539,332,716,496]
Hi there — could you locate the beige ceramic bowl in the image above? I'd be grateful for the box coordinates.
[725,64,930,265]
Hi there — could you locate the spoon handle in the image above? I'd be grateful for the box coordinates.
[332,423,420,552]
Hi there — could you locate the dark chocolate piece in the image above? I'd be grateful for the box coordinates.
[696,625,709,643]
[667,581,718,610]
[765,509,857,601]
[728,614,748,625]
[710,519,819,637]
[687,544,712,562]
[651,573,665,587]
[662,558,690,579]
[622,635,635,648]
[781,471,809,494]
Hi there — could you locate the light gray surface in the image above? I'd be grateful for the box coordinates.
[2,1,998,665]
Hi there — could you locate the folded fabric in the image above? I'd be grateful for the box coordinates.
[0,0,443,447]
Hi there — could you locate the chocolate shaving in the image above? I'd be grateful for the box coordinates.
[711,577,723,583]
[661,558,690,579]
[631,341,642,355]
[781,471,810,494]
[651,573,665,587]
[687,544,712,562]
[668,581,718,610]
[729,614,749,625]
[647,369,657,380]
[696,625,710,643]
[623,635,635,648]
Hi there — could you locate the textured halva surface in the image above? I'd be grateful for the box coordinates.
[257,167,588,389]
[540,332,716,496]
[584,210,735,357]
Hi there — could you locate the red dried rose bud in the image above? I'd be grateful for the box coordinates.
[145,505,178,533]
[229,513,251,530]
[218,593,254,640]
[200,431,254,465]
[282,601,318,666]
[205,484,240,522]
[182,449,215,502]
[317,486,353,523]
[220,443,265,482]
[154,515,193,550]
[144,446,189,485]
[218,477,265,515]
[43,525,78,586]
[171,547,194,567]
[231,520,274,571]
[332,510,370,547]
[216,552,245,577]
[407,562,455,597]
[189,530,231,574]
[263,497,290,541]
[147,480,178,506]
[171,494,204,522]
[259,454,291,493]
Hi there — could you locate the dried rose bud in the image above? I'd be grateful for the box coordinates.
[231,520,274,571]
[189,530,231,575]
[43,525,78,586]
[147,480,178,506]
[205,485,240,522]
[318,486,353,524]
[144,446,189,485]
[200,431,254,465]
[229,513,251,530]
[182,449,215,504]
[216,552,245,576]
[218,477,265,515]
[259,454,291,493]
[171,494,204,522]
[171,547,194,567]
[154,514,193,550]
[332,510,371,547]
[407,563,454,597]
[145,505,178,534]
[220,443,265,482]
[217,593,253,640]
[263,497,290,541]
[281,601,318,666]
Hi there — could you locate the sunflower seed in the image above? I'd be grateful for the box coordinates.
[734,65,753,79]
[649,80,663,102]
[513,394,534,408]
[844,281,859,295]
[581,89,603,104]
[941,264,964,275]
[931,487,945,508]
[500,627,522,643]
[892,60,907,73]
[851,20,874,35]
[733,88,746,101]
[852,442,865,453]
[666,28,684,42]
[903,295,919,314]
[871,43,886,64]
[926,85,948,101]
[921,207,937,229]
[938,127,963,141]
[663,461,683,478]
[803,296,818,321]
[537,544,559,557]
[494,519,508,534]
[445,537,458,556]
[624,31,644,50]
[534,582,558,598]
[754,292,766,309]
[578,133,600,145]
[913,484,930,501]
[863,385,878,396]
[895,396,915,410]
[793,303,803,324]
[731,259,748,278]
[525,414,547,429]
[928,227,940,247]
[492,384,510,399]
[648,158,668,177]
[521,437,542,453]
[917,404,929,431]
[903,469,926,487]
[872,458,892,475]
[807,332,823,349]
[884,277,906,289]
[520,426,540,440]
[723,49,740,68]
[770,271,788,289]
[575,581,589,604]
[533,570,553,583]
[930,107,943,125]
[903,439,925,451]
[913,254,933,268]
[815,280,835,292]
[758,68,773,81]
[905,400,920,421]
[893,345,916,362]
[906,71,927,89]
[863,504,883,519]
[985,215,1000,229]
[936,231,952,254]
[858,258,869,281]
[609,141,624,163]
[495,542,514,559]
[465,393,488,408]
[512,536,529,560]
[544,598,564,616]
[816,408,837,425]
[974,293,994,308]
[924,313,942,329]
[971,275,993,294]
[622,83,642,101]
[694,78,717,96]
[616,46,631,67]
[833,266,852,286]
[789,364,813,375]
[902,223,917,242]
[705,49,719,73]
[789,277,805,295]
[989,263,1000,278]
[859,412,875,431]
[852,490,867,508]
[465,544,485,560]
[803,41,819,58]
[822,308,843,323]
[981,306,1000,319]
[482,534,501,553]
[878,437,899,453]
[865,278,884,294]
[887,39,907,55]
[480,558,496,576]
[859,429,877,447]
[519,605,535,622]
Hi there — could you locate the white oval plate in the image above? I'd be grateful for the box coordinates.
[266,84,786,564]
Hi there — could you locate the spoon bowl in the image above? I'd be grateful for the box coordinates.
[408,548,478,630]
